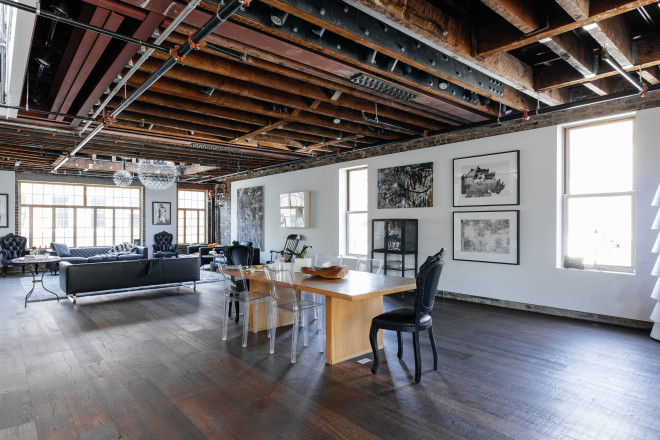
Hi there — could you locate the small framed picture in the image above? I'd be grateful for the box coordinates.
[453,210,519,265]
[152,202,171,225]
[453,150,519,206]
[0,193,7,228]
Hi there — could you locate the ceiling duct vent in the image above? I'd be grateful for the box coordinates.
[350,73,418,101]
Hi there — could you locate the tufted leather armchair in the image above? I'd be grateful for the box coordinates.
[0,233,28,277]
[152,231,178,258]
[369,249,445,383]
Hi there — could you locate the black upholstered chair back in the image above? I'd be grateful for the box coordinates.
[414,249,445,324]
[153,231,174,251]
[225,244,253,266]
[0,233,28,259]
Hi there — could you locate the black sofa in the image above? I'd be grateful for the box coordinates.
[59,257,200,303]
[50,244,148,272]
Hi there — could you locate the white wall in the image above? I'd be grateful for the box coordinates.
[145,185,177,257]
[0,170,16,235]
[232,107,660,322]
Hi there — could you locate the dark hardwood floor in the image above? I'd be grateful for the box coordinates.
[1,272,659,440]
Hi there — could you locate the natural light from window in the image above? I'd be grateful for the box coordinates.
[347,167,368,256]
[563,118,634,271]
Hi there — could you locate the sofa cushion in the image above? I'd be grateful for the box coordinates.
[88,254,118,263]
[71,247,112,258]
[59,256,89,264]
[51,242,71,257]
[117,253,142,261]
[110,242,137,254]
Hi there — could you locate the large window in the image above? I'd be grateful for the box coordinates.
[346,167,368,256]
[19,182,141,248]
[562,117,635,272]
[178,189,206,244]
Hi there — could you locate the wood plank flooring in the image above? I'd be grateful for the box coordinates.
[0,272,659,439]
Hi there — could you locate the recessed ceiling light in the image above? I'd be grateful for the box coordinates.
[333,118,341,124]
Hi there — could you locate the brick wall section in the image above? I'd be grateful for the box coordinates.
[219,182,231,245]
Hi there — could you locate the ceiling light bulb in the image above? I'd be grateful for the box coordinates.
[333,118,341,124]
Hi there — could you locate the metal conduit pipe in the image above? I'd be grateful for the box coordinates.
[0,120,83,135]
[601,49,644,93]
[55,0,248,172]
[80,0,203,135]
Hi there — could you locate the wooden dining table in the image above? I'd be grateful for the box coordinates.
[224,268,417,365]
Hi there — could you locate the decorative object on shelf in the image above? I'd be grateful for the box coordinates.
[0,193,7,228]
[113,159,133,187]
[137,159,178,190]
[377,162,433,209]
[152,202,171,225]
[237,186,264,248]
[372,219,418,276]
[453,150,519,207]
[651,183,660,340]
[453,210,519,265]
[301,265,349,279]
[280,191,310,228]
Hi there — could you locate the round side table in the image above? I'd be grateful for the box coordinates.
[13,256,61,306]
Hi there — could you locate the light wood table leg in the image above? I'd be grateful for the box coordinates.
[325,295,383,365]
[248,280,293,333]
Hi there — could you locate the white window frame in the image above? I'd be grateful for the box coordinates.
[177,189,207,244]
[18,181,142,248]
[561,116,635,273]
[346,166,368,256]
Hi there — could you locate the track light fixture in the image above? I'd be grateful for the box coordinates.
[186,130,195,135]
[201,87,214,97]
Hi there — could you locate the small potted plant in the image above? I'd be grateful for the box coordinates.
[288,244,312,272]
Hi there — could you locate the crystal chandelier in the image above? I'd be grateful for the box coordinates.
[137,160,178,190]
[113,159,133,187]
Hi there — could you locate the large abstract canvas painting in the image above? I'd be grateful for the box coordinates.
[237,186,264,248]
[377,162,433,209]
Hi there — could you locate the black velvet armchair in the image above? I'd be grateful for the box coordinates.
[369,249,445,383]
[0,233,28,277]
[152,231,178,258]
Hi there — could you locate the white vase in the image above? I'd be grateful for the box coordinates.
[293,257,312,272]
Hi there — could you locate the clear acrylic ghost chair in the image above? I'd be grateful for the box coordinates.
[264,267,325,363]
[219,265,271,347]
[356,257,383,274]
[314,254,343,268]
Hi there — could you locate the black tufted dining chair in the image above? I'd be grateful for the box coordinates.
[224,243,254,323]
[152,231,178,258]
[0,233,28,277]
[369,249,445,383]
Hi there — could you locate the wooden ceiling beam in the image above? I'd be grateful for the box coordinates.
[477,0,656,58]
[174,24,464,125]
[582,77,618,95]
[555,0,590,20]
[147,46,441,131]
[540,32,596,77]
[126,70,398,139]
[583,15,634,66]
[346,0,560,106]
[480,0,542,33]
[640,66,660,84]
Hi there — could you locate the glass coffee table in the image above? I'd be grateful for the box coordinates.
[13,256,61,306]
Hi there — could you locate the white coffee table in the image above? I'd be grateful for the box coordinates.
[13,256,61,306]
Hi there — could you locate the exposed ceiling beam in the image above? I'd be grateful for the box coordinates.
[583,77,618,95]
[640,66,660,84]
[480,0,542,34]
[555,0,590,20]
[476,0,656,58]
[540,32,596,77]
[344,0,561,106]
[583,15,634,67]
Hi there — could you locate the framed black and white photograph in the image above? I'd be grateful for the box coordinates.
[453,150,519,206]
[453,210,519,265]
[0,194,7,228]
[152,202,171,225]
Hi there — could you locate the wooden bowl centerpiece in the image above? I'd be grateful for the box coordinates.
[301,265,349,279]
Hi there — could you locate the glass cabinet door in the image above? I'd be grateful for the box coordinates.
[373,220,386,250]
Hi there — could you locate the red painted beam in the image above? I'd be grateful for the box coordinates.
[49,6,110,119]
[55,11,125,121]
[81,0,147,20]
[70,11,164,128]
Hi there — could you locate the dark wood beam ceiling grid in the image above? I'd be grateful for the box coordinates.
[1,0,659,179]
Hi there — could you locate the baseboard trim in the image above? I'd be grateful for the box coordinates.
[438,291,653,330]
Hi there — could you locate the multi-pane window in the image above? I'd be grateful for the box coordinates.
[19,182,141,248]
[562,117,635,272]
[347,167,368,256]
[177,190,206,244]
